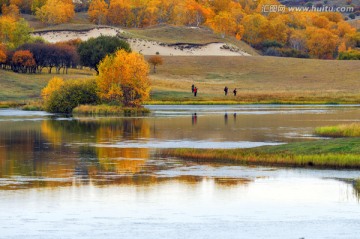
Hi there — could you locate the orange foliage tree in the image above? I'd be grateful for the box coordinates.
[0,44,6,64]
[83,0,357,59]
[88,0,108,25]
[12,50,36,73]
[306,27,339,59]
[97,49,151,107]
[148,55,163,73]
[1,3,20,20]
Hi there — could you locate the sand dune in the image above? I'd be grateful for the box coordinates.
[32,27,251,56]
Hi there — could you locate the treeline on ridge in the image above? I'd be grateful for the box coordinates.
[0,36,131,74]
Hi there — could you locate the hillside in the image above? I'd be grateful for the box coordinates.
[32,24,257,56]
[28,12,258,57]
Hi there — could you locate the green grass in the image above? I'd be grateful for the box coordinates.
[73,104,150,116]
[161,138,360,169]
[0,68,94,101]
[315,123,360,137]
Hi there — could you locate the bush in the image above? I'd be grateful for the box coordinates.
[349,13,356,19]
[261,40,283,49]
[264,47,281,56]
[45,79,99,113]
[338,50,360,60]
[279,49,310,58]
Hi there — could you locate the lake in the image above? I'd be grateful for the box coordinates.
[0,105,360,238]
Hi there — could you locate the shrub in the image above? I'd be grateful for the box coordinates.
[264,47,281,56]
[261,40,283,49]
[338,50,360,60]
[349,13,356,19]
[44,79,99,113]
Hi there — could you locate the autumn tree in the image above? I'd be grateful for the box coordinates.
[306,27,339,59]
[41,77,65,101]
[11,50,36,73]
[0,44,6,66]
[107,0,133,27]
[241,14,268,46]
[148,55,163,73]
[78,36,131,73]
[88,0,108,25]
[36,0,75,24]
[1,3,20,20]
[97,49,151,107]
[208,11,236,38]
[0,17,32,49]
[31,0,46,14]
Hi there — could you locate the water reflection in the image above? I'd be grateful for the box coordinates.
[1,106,360,194]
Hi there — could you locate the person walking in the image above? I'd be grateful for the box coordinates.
[224,86,228,96]
[191,84,195,93]
[194,87,198,97]
[233,88,237,96]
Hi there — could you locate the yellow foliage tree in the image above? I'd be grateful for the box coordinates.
[97,50,151,107]
[0,16,32,49]
[306,27,339,59]
[241,13,268,46]
[41,77,65,101]
[36,0,75,25]
[88,0,109,25]
[208,11,237,38]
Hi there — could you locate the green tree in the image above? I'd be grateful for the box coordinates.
[77,36,131,73]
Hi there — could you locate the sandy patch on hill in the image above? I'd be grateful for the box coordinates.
[32,27,251,56]
[32,27,123,43]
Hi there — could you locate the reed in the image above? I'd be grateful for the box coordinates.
[72,104,150,116]
[315,123,360,137]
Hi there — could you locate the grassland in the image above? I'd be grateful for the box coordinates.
[4,16,360,104]
[1,55,360,104]
[315,123,360,137]
[0,68,94,102]
[161,138,360,169]
[147,55,360,104]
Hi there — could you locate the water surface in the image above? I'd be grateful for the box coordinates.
[0,105,360,238]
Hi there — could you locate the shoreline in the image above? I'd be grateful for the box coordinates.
[160,138,360,170]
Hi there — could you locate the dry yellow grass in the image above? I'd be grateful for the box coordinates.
[148,55,360,103]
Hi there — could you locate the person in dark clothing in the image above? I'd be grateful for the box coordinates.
[194,87,198,97]
[224,86,228,96]
[191,84,195,93]
[233,88,237,96]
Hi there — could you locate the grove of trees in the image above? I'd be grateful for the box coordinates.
[41,49,151,113]
[1,0,359,60]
